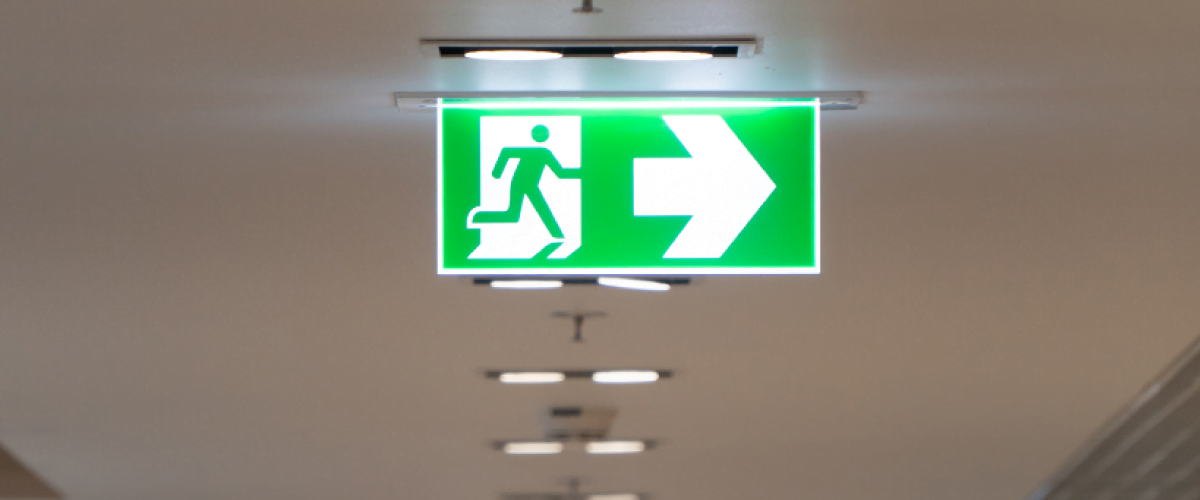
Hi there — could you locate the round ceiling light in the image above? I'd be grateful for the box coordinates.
[614,50,713,61]
[464,50,564,61]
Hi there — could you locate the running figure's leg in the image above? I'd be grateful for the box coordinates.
[526,190,564,239]
[471,187,525,224]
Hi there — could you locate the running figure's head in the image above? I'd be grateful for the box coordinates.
[531,125,550,143]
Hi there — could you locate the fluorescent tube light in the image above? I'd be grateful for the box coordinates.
[490,280,564,289]
[614,51,713,61]
[498,372,567,384]
[503,442,564,455]
[597,277,670,292]
[588,495,640,500]
[586,441,646,454]
[465,50,563,61]
[592,370,660,384]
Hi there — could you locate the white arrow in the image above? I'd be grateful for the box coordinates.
[633,115,776,259]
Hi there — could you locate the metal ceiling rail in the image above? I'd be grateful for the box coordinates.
[394,91,864,111]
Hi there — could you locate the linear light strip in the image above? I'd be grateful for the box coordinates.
[503,442,564,454]
[592,370,660,384]
[597,277,671,291]
[499,440,651,455]
[586,441,647,454]
[443,266,819,275]
[439,100,818,110]
[614,51,714,61]
[498,372,567,384]
[489,280,564,289]
[475,278,690,286]
[464,50,564,61]
[488,370,672,381]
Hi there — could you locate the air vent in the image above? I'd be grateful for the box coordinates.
[1027,336,1200,500]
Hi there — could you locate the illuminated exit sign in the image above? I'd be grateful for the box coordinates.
[437,98,819,275]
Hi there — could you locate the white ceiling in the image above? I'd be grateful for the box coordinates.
[2,1,1200,500]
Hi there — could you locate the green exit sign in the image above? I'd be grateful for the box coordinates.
[437,98,819,275]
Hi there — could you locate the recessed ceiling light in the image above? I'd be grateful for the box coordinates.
[464,50,563,61]
[592,370,660,384]
[503,442,564,454]
[614,51,713,61]
[597,277,670,292]
[498,372,567,384]
[588,495,640,500]
[585,440,646,454]
[489,280,564,289]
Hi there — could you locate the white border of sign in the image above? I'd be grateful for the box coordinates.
[437,99,820,276]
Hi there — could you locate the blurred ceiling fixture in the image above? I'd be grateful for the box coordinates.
[495,407,655,455]
[596,277,671,291]
[585,440,646,454]
[591,370,660,384]
[477,277,687,290]
[551,311,606,343]
[497,372,567,384]
[502,442,564,455]
[487,279,564,289]
[487,369,673,384]
[614,50,713,61]
[496,439,653,455]
[421,37,759,59]
[502,478,643,500]
[572,0,602,14]
[464,50,563,61]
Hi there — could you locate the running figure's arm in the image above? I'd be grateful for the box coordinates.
[491,149,515,179]
[544,153,581,179]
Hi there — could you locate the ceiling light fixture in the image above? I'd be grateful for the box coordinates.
[592,370,660,384]
[498,372,567,384]
[489,280,564,289]
[502,478,643,500]
[474,277,690,288]
[597,277,671,292]
[503,442,564,455]
[464,50,563,61]
[423,38,757,59]
[586,440,647,454]
[614,50,713,61]
[487,369,672,383]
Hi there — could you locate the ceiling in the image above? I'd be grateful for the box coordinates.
[2,1,1199,500]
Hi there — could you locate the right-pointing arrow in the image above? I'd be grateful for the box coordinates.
[633,115,777,259]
